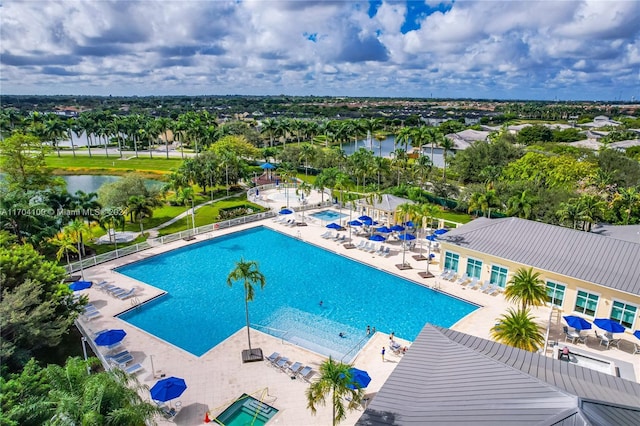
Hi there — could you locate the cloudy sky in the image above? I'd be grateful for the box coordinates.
[2,0,639,100]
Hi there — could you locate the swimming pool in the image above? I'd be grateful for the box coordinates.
[117,227,478,357]
[214,394,278,426]
[309,209,347,222]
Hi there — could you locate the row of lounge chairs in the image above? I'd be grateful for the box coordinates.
[439,271,504,296]
[355,241,391,256]
[321,232,347,242]
[83,303,103,321]
[266,352,317,382]
[94,281,138,300]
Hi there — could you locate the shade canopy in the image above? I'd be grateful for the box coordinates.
[398,233,416,241]
[326,223,342,229]
[390,224,405,232]
[362,219,378,226]
[348,220,363,227]
[404,220,415,227]
[634,330,640,340]
[369,234,386,242]
[426,235,438,242]
[94,329,126,346]
[69,280,92,291]
[279,208,293,215]
[376,226,392,233]
[150,377,187,402]
[433,228,449,235]
[358,215,372,221]
[563,315,592,331]
[347,368,371,390]
[593,318,626,333]
[260,162,276,169]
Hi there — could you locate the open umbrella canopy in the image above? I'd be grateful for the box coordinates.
[150,377,187,402]
[362,219,378,226]
[404,220,415,228]
[326,223,342,229]
[369,234,386,242]
[376,226,392,233]
[434,228,449,235]
[634,330,640,340]
[69,280,92,291]
[279,208,293,215]
[563,315,592,330]
[390,224,405,232]
[594,318,626,333]
[426,235,438,242]
[348,220,363,227]
[259,162,276,169]
[358,215,372,221]
[346,368,371,390]
[398,233,416,241]
[94,329,126,346]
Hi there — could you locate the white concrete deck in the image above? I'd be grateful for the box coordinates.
[78,195,640,425]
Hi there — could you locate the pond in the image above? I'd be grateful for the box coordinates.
[61,175,162,194]
[341,135,447,167]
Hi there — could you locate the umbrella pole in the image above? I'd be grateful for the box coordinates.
[150,355,156,377]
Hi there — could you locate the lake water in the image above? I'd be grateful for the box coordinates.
[341,136,447,167]
[61,175,161,194]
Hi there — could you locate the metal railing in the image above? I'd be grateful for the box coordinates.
[65,211,277,274]
[252,323,290,343]
[340,334,371,363]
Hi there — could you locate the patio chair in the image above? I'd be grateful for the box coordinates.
[367,243,378,253]
[374,245,385,256]
[320,231,332,239]
[116,288,137,300]
[454,274,470,285]
[275,357,290,370]
[634,343,640,355]
[287,361,304,376]
[123,363,144,375]
[382,247,391,257]
[355,240,366,250]
[83,310,102,321]
[485,284,502,296]
[467,278,481,290]
[360,242,372,252]
[564,326,580,344]
[439,269,451,279]
[595,330,618,348]
[265,352,280,366]
[296,366,312,379]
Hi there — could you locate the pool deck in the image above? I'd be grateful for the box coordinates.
[79,197,640,425]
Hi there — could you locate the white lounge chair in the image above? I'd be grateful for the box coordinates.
[116,288,137,300]
[374,245,385,256]
[355,240,366,250]
[455,274,470,285]
[83,310,102,321]
[466,277,480,289]
[123,363,144,375]
[478,280,492,292]
[320,231,332,239]
[382,247,391,257]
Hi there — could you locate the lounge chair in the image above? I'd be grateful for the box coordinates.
[337,234,346,243]
[374,245,385,256]
[360,242,371,251]
[382,247,391,257]
[485,284,501,296]
[355,240,366,250]
[110,353,134,366]
[123,363,144,375]
[274,357,289,370]
[634,343,640,355]
[266,352,280,366]
[439,269,451,278]
[332,233,341,241]
[320,231,332,239]
[367,243,378,253]
[94,280,110,290]
[287,361,304,375]
[100,284,119,293]
[115,288,136,300]
[301,368,316,382]
[466,278,481,290]
[297,365,312,379]
[454,274,470,285]
[83,310,102,320]
[478,280,492,292]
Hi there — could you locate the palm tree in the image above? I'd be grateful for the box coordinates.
[467,185,502,218]
[577,194,605,231]
[296,181,312,223]
[260,118,278,148]
[491,308,545,352]
[48,230,79,268]
[226,258,266,358]
[556,199,582,229]
[438,134,455,181]
[124,195,157,235]
[612,186,640,225]
[99,207,125,244]
[306,357,364,426]
[299,143,316,176]
[506,190,535,219]
[504,267,547,311]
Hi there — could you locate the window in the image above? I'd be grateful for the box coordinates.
[546,281,566,307]
[574,290,599,317]
[444,252,459,272]
[490,265,508,288]
[466,258,483,279]
[610,301,637,329]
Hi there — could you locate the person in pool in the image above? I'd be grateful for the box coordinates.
[339,332,346,338]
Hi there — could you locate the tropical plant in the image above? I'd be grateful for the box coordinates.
[124,195,158,235]
[491,308,545,352]
[226,258,266,355]
[503,267,547,311]
[306,357,364,426]
[506,190,535,219]
[467,185,502,218]
[47,230,78,268]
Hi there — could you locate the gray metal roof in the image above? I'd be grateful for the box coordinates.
[357,325,640,426]
[438,217,640,296]
[364,194,413,212]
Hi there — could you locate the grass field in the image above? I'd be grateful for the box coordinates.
[45,155,182,176]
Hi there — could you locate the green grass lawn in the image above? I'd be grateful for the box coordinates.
[434,209,473,225]
[46,155,183,175]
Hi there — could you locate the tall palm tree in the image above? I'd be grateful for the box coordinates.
[438,134,455,181]
[48,230,79,268]
[226,258,266,356]
[260,118,278,148]
[124,195,157,235]
[506,190,535,219]
[556,199,582,229]
[577,194,605,232]
[467,185,502,218]
[296,181,313,223]
[299,143,316,176]
[491,308,545,352]
[504,267,547,311]
[306,357,364,426]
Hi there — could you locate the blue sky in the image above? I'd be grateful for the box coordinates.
[1,0,639,101]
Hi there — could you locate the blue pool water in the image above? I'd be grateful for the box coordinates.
[310,210,347,222]
[117,227,478,357]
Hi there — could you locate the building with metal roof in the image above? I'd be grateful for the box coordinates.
[357,324,640,426]
[436,217,640,335]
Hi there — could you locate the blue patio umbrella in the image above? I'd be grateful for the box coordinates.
[326,222,342,230]
[434,228,449,235]
[358,215,372,222]
[404,220,415,228]
[390,224,405,232]
[347,368,371,390]
[594,318,626,333]
[150,377,187,402]
[398,233,416,241]
[94,329,127,347]
[279,208,293,215]
[260,162,276,169]
[426,235,438,242]
[563,315,592,331]
[376,226,392,233]
[369,234,386,242]
[69,280,92,291]
[348,220,363,227]
[633,330,640,340]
